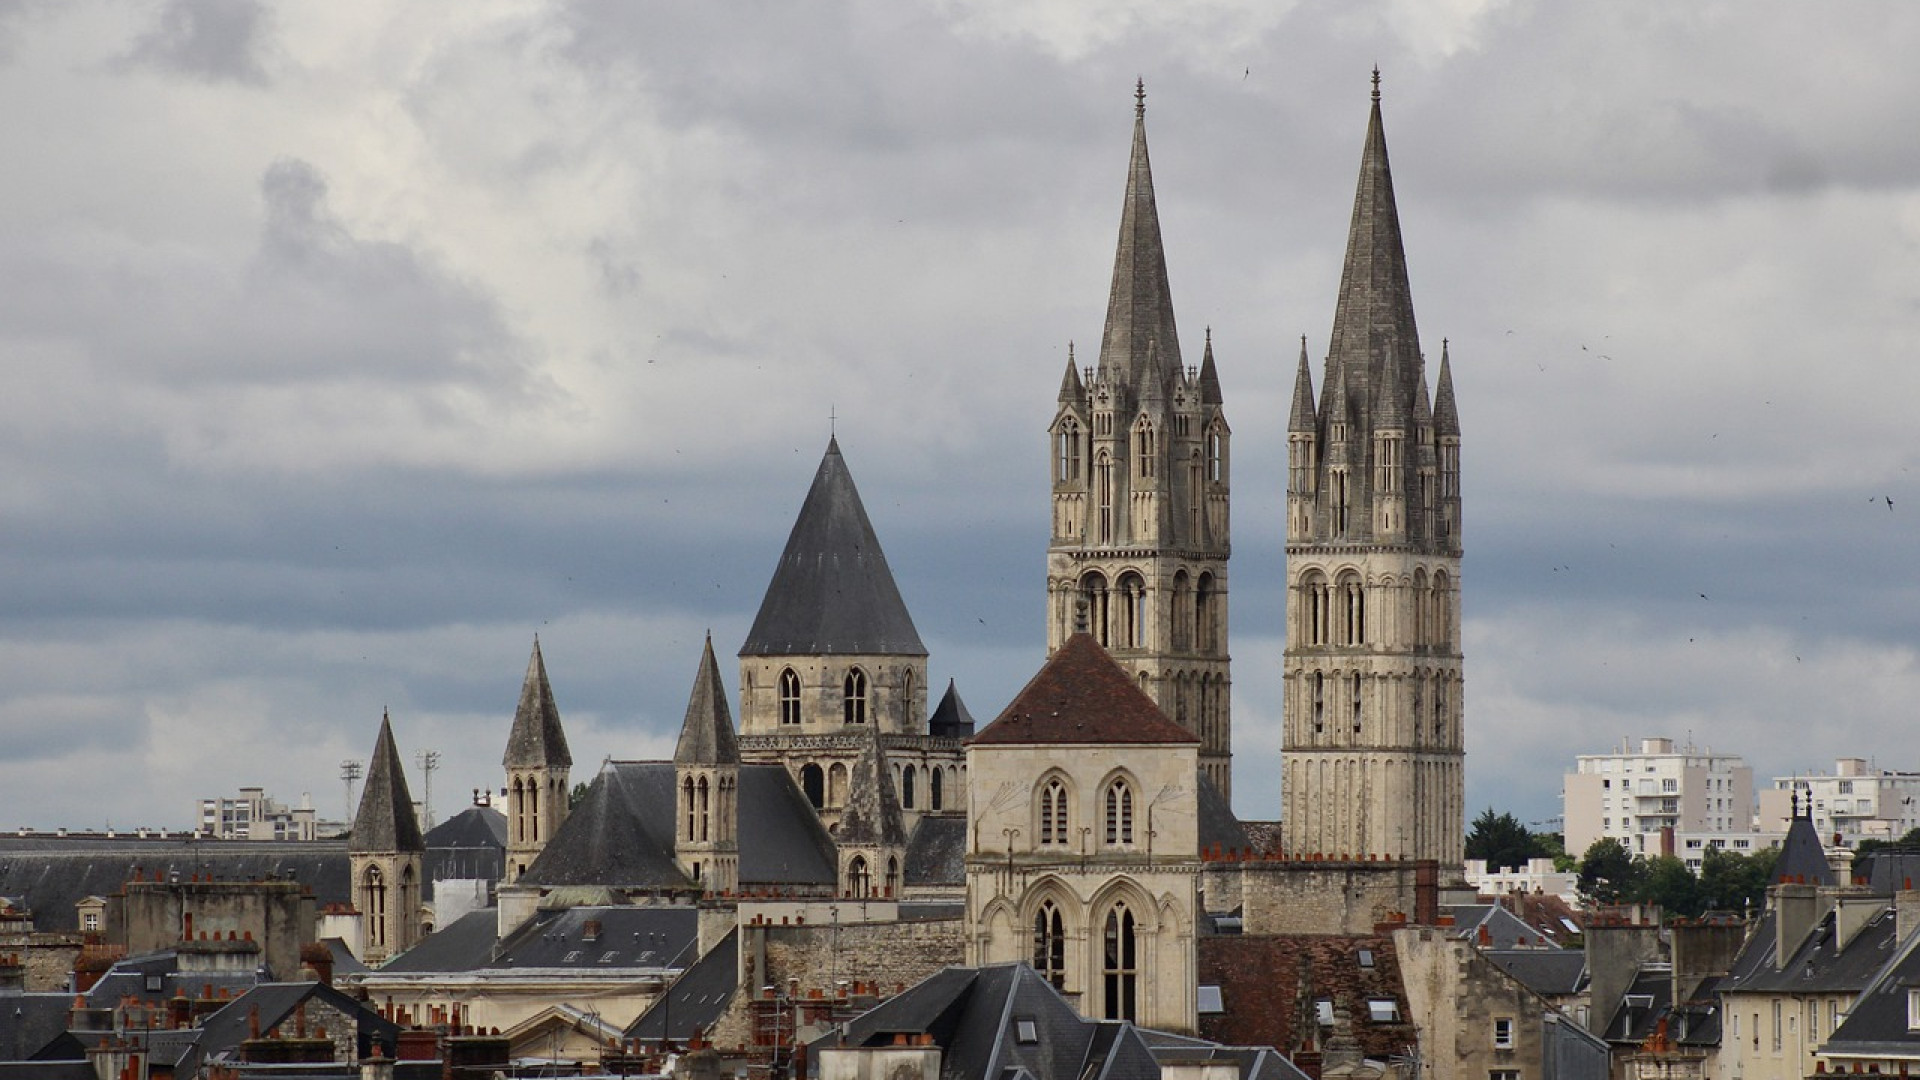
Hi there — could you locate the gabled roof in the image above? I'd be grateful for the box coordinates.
[1599,965,1672,1044]
[1196,935,1415,1061]
[674,636,740,766]
[1484,949,1588,997]
[1722,904,1897,995]
[188,981,401,1075]
[904,815,967,887]
[929,679,977,739]
[1821,920,1920,1056]
[503,638,572,770]
[970,634,1199,746]
[740,438,926,658]
[521,762,836,889]
[1443,903,1563,949]
[1096,82,1183,398]
[349,712,423,855]
[626,929,739,1042]
[375,907,499,974]
[425,804,507,850]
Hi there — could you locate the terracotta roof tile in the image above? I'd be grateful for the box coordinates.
[969,634,1198,746]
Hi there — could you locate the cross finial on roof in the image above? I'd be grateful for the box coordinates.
[1068,340,1075,363]
[829,403,837,437]
[1205,325,1212,346]
[1135,78,1146,118]
[1371,67,1381,102]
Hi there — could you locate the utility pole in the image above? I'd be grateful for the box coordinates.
[340,760,362,824]
[415,749,441,828]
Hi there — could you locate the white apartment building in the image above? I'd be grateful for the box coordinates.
[1759,758,1920,848]
[1563,737,1754,856]
[196,786,321,841]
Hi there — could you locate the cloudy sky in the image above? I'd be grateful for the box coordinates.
[0,0,1915,836]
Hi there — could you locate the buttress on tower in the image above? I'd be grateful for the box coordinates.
[1281,74,1464,870]
[1048,83,1232,795]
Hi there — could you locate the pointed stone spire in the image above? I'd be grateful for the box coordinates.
[1198,327,1223,405]
[1323,358,1352,440]
[1413,350,1434,426]
[1058,344,1084,401]
[675,635,739,765]
[1096,79,1183,395]
[1376,340,1409,429]
[1433,341,1460,436]
[836,725,906,847]
[503,638,571,770]
[1288,337,1318,433]
[1326,69,1422,422]
[741,437,926,657]
[352,712,423,854]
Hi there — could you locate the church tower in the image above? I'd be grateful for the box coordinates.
[349,712,425,964]
[674,635,741,894]
[1281,73,1464,870]
[1048,83,1232,794]
[502,638,572,884]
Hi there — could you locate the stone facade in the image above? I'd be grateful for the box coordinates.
[1282,76,1464,873]
[1397,924,1608,1080]
[1237,859,1437,937]
[1046,88,1232,795]
[106,875,316,980]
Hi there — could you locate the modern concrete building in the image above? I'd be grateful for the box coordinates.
[1758,758,1920,847]
[1562,737,1754,856]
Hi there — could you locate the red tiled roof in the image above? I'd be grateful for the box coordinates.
[968,634,1200,746]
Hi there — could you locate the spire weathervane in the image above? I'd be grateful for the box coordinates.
[1371,66,1381,102]
[829,404,837,438]
[1135,78,1146,118]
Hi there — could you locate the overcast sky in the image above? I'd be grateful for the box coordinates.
[1,1,1915,836]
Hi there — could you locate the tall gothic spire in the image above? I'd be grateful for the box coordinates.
[1288,337,1317,433]
[1325,69,1421,417]
[674,635,740,766]
[503,637,571,770]
[351,711,422,854]
[1096,79,1183,396]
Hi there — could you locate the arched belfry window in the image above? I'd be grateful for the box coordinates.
[843,668,868,725]
[682,776,696,841]
[696,775,711,841]
[363,865,388,949]
[1207,426,1225,482]
[1039,778,1069,846]
[930,766,944,810]
[1096,452,1115,543]
[801,763,825,809]
[902,764,917,809]
[1135,419,1156,478]
[1118,573,1146,650]
[779,668,801,725]
[1034,901,1066,988]
[1057,419,1083,482]
[1102,903,1139,1022]
[847,855,870,898]
[1104,779,1135,845]
[1080,572,1110,647]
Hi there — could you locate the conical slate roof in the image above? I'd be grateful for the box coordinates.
[1325,71,1423,429]
[1096,81,1183,396]
[503,638,571,770]
[674,636,739,765]
[970,634,1199,746]
[1433,342,1460,436]
[928,679,976,739]
[740,437,926,657]
[1198,328,1224,405]
[836,726,906,848]
[1288,337,1317,433]
[1776,807,1836,887]
[351,712,423,854]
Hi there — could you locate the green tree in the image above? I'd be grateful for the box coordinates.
[1853,826,1920,860]
[1698,846,1779,915]
[571,781,591,809]
[1466,808,1537,872]
[1578,837,1646,905]
[1635,854,1705,919]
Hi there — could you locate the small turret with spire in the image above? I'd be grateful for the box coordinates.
[503,637,572,884]
[674,635,740,893]
[350,711,424,964]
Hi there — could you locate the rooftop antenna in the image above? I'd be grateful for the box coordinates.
[339,760,362,822]
[416,749,441,828]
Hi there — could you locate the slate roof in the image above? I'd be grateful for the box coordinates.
[503,638,572,770]
[425,805,506,850]
[0,839,352,933]
[1197,774,1248,852]
[1598,965,1671,1044]
[521,762,836,889]
[0,993,80,1062]
[1857,849,1920,894]
[1483,949,1587,997]
[1821,924,1920,1057]
[376,907,500,974]
[970,634,1200,746]
[740,437,926,658]
[1095,82,1184,397]
[1444,904,1562,949]
[1776,813,1837,886]
[625,929,739,1042]
[929,680,976,739]
[493,905,697,970]
[186,981,402,1075]
[674,636,740,766]
[1722,904,1898,996]
[905,815,968,887]
[350,713,423,854]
